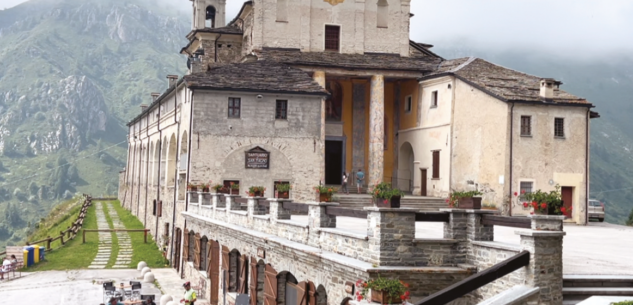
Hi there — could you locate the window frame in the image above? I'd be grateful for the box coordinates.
[519,181,534,201]
[404,95,412,113]
[431,91,438,108]
[199,237,208,271]
[520,115,532,137]
[554,117,565,138]
[432,150,440,179]
[324,24,341,52]
[275,100,288,120]
[188,231,195,262]
[228,97,241,118]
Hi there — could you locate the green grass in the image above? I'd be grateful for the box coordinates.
[102,202,119,269]
[25,202,99,271]
[108,200,168,268]
[28,197,84,249]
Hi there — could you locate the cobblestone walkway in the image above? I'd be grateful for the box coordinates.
[88,202,112,269]
[107,202,133,268]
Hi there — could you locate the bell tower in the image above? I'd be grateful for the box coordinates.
[192,0,226,30]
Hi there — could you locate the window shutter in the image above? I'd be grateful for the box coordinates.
[432,151,440,179]
[194,233,201,269]
[158,200,163,217]
[297,281,308,305]
[238,255,248,294]
[222,246,230,293]
[183,228,189,262]
[264,264,278,305]
[250,257,258,305]
[209,241,220,305]
[308,282,317,305]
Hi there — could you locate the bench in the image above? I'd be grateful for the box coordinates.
[2,260,23,281]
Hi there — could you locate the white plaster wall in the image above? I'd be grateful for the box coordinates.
[512,104,588,224]
[451,79,510,209]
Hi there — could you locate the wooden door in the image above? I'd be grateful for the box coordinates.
[249,257,258,305]
[208,241,220,305]
[238,255,248,293]
[297,281,308,305]
[420,169,427,196]
[174,228,182,271]
[263,264,278,305]
[561,187,573,218]
[194,233,201,269]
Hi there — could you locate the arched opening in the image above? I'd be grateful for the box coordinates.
[167,134,177,185]
[199,235,208,271]
[276,0,288,22]
[160,136,167,185]
[228,249,246,293]
[277,271,299,305]
[178,131,189,200]
[398,142,414,192]
[255,260,266,305]
[188,230,196,262]
[377,0,389,28]
[206,6,216,28]
[148,142,154,185]
[316,284,328,305]
[174,227,182,271]
[153,140,160,186]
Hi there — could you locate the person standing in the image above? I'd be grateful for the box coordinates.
[180,282,197,305]
[356,169,365,194]
[342,173,349,194]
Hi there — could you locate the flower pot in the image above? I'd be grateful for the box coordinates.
[319,193,331,202]
[275,191,289,199]
[390,196,401,208]
[202,188,210,193]
[534,208,549,215]
[457,197,482,209]
[254,191,262,197]
[230,189,239,195]
[373,197,390,208]
[371,290,401,305]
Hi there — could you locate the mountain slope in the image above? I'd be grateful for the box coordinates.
[0,0,189,247]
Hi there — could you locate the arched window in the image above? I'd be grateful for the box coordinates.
[188,230,195,262]
[277,0,288,22]
[228,249,245,292]
[377,0,389,28]
[199,236,208,271]
[206,6,216,28]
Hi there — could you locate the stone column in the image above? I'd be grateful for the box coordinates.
[307,202,338,247]
[225,194,240,211]
[314,71,326,185]
[213,193,225,208]
[247,197,267,216]
[365,207,416,266]
[368,75,385,189]
[269,198,292,223]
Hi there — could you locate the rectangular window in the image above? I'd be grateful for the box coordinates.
[275,100,288,120]
[228,97,241,118]
[157,200,162,217]
[404,96,412,113]
[521,116,532,136]
[431,91,438,108]
[519,181,533,200]
[432,151,440,179]
[325,25,340,51]
[164,223,169,237]
[554,118,565,138]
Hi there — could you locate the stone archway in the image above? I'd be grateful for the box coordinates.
[398,142,415,192]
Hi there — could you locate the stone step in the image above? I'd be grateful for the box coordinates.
[562,287,633,295]
[563,275,633,288]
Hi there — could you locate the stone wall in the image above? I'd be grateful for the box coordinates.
[468,242,524,302]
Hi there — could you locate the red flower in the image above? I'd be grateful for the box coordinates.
[523,202,528,208]
[530,212,534,215]
[521,190,526,194]
[540,203,547,209]
[356,296,362,302]
[383,199,388,204]
[514,192,518,196]
[445,199,449,203]
[560,207,567,213]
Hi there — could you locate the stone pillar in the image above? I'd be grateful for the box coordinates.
[200,193,211,206]
[368,75,384,189]
[225,194,240,211]
[442,209,495,241]
[269,198,292,222]
[213,193,225,208]
[365,207,416,266]
[307,202,338,247]
[247,197,267,216]
[518,217,565,305]
[314,71,326,185]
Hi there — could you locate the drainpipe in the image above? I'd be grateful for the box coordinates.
[585,108,590,225]
[509,103,515,216]
[171,83,182,273]
[156,99,162,245]
[144,115,150,226]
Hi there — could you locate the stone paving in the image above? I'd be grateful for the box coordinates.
[88,202,112,269]
[107,202,133,268]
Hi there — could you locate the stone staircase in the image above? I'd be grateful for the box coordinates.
[562,275,633,305]
[333,194,448,211]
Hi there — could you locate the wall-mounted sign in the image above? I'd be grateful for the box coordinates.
[257,247,266,259]
[245,146,270,169]
[344,281,355,295]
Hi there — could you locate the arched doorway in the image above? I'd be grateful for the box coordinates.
[167,134,177,186]
[178,131,188,200]
[398,142,415,193]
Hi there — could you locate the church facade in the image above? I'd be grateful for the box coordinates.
[119,2,595,302]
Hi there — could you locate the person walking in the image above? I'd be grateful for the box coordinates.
[356,169,365,194]
[342,172,349,194]
[180,281,197,305]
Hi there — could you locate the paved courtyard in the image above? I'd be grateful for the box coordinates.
[291,215,633,275]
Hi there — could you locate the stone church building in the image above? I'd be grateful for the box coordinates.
[119,1,595,304]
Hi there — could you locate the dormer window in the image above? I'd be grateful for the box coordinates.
[325,25,340,52]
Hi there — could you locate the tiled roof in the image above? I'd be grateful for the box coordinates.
[183,61,329,96]
[195,26,243,35]
[256,48,441,72]
[427,57,590,105]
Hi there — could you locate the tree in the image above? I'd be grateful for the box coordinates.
[627,208,633,226]
[29,181,39,196]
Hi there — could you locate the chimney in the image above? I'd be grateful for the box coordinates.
[539,78,561,99]
[151,92,160,101]
[140,104,148,112]
[167,75,179,88]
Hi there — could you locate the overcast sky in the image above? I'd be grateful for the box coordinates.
[4,0,633,58]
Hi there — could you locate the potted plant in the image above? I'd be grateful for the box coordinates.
[520,185,565,216]
[314,186,335,202]
[447,190,483,209]
[389,188,404,208]
[187,183,199,192]
[229,182,240,195]
[200,182,210,193]
[275,182,292,199]
[248,186,266,197]
[212,184,224,194]
[371,183,404,208]
[355,277,410,304]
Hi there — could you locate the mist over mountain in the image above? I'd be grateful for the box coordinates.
[0,0,188,247]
